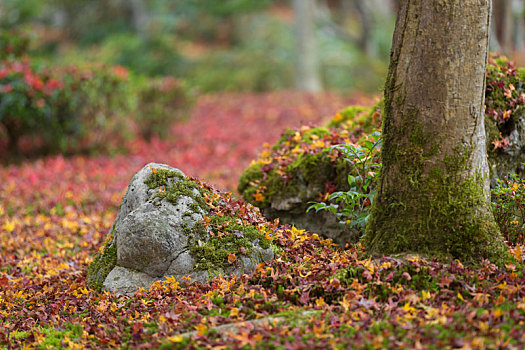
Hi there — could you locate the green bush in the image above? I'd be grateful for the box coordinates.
[134,76,194,140]
[93,33,186,77]
[1,55,195,157]
[46,63,136,154]
[185,13,294,92]
[0,60,136,155]
[307,131,382,231]
[0,60,62,153]
[0,29,31,60]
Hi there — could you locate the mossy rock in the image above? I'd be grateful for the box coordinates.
[486,108,525,183]
[238,105,381,246]
[485,55,525,183]
[88,163,274,295]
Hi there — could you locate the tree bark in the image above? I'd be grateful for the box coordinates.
[511,0,524,51]
[293,0,322,92]
[502,0,514,54]
[364,0,508,265]
[129,0,150,39]
[354,0,375,57]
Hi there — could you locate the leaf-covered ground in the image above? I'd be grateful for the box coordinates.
[2,92,525,349]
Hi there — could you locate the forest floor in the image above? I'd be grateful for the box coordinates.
[2,92,525,349]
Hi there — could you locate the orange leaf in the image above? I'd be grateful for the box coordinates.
[253,192,265,202]
[228,253,237,264]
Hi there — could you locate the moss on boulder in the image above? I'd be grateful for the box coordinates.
[88,163,274,294]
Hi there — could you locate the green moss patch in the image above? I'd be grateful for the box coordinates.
[184,214,271,275]
[145,168,209,211]
[87,228,117,292]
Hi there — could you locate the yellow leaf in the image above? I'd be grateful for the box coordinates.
[454,259,464,269]
[230,307,239,317]
[457,292,464,301]
[195,323,207,336]
[402,302,415,314]
[315,297,326,307]
[471,337,484,348]
[340,295,351,312]
[332,113,343,123]
[479,321,489,332]
[311,140,326,149]
[421,290,431,300]
[291,146,303,155]
[513,245,523,261]
[168,335,183,343]
[2,220,15,232]
[299,269,311,278]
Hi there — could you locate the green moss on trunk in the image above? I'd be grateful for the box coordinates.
[364,125,509,266]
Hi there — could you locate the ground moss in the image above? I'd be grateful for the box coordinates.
[364,119,509,266]
[35,323,83,349]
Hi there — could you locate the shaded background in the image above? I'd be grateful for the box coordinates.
[0,0,524,161]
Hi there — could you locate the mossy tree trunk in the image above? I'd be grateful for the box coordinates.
[364,0,508,265]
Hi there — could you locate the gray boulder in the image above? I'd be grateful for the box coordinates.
[88,162,274,295]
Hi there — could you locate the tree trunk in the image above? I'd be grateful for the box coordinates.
[490,9,502,52]
[354,0,375,57]
[511,0,524,51]
[501,0,514,54]
[364,0,508,265]
[4,120,20,155]
[293,0,322,92]
[129,0,150,39]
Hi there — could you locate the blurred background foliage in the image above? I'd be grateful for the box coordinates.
[0,0,395,93]
[0,0,523,159]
